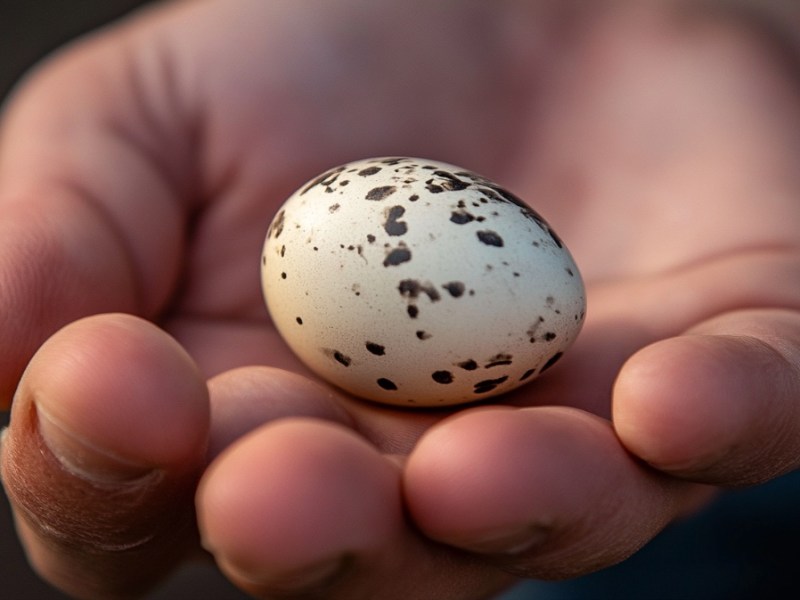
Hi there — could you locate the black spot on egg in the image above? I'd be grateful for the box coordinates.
[329,203,340,213]
[485,353,513,368]
[474,376,509,394]
[358,166,382,176]
[333,351,351,367]
[416,330,432,340]
[409,194,419,202]
[301,166,345,195]
[366,342,385,356]
[432,171,470,191]
[450,210,475,225]
[527,317,545,342]
[398,279,440,302]
[442,281,465,298]
[478,187,502,203]
[383,247,412,267]
[268,209,286,239]
[544,332,557,341]
[432,370,454,384]
[407,305,419,319]
[367,234,376,244]
[546,227,564,248]
[296,317,303,325]
[540,352,564,373]
[520,369,536,381]
[457,359,479,371]
[366,185,397,201]
[377,378,398,390]
[281,272,287,279]
[384,205,408,236]
[477,230,504,247]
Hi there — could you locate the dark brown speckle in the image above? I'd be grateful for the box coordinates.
[442,281,465,298]
[333,351,351,367]
[268,209,286,239]
[366,185,397,201]
[540,352,564,373]
[432,370,454,384]
[383,247,412,267]
[398,279,440,303]
[377,378,397,391]
[474,376,509,394]
[485,353,513,368]
[477,230,504,247]
[450,210,475,225]
[384,205,408,236]
[366,342,385,356]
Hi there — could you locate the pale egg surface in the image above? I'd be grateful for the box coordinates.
[261,157,585,407]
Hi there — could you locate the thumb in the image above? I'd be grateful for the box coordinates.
[0,7,192,407]
[1,313,209,598]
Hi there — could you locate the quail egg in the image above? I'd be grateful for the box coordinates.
[261,157,585,407]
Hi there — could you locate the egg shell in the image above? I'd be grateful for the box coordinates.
[261,157,585,407]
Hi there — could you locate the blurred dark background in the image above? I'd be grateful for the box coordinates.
[0,0,150,100]
[1,2,799,600]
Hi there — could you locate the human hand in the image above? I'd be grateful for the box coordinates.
[1,1,799,598]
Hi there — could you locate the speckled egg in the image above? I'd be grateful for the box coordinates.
[261,157,585,407]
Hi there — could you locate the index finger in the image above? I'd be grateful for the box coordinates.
[0,9,192,406]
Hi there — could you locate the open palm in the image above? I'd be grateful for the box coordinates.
[2,1,799,598]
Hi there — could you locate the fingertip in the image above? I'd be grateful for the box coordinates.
[613,336,719,471]
[404,407,681,579]
[612,334,794,483]
[198,418,402,594]
[16,313,209,473]
[1,313,210,596]
[405,407,599,549]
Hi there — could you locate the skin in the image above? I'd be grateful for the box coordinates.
[1,0,799,598]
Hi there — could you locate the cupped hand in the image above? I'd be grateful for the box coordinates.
[1,0,799,598]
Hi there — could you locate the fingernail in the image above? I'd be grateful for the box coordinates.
[223,555,347,593]
[462,524,551,555]
[35,404,153,483]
